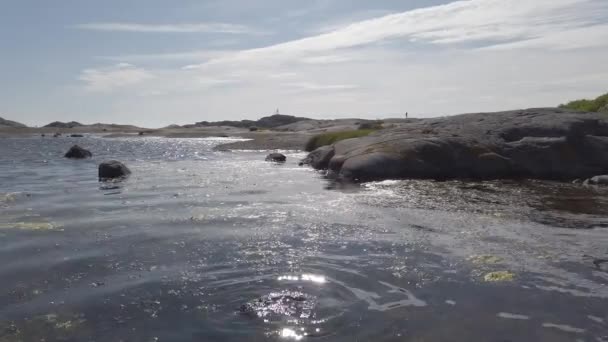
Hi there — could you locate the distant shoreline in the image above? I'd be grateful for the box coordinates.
[0,126,313,151]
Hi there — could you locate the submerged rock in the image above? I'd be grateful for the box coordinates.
[64,145,92,159]
[303,108,608,182]
[239,290,315,319]
[483,271,515,282]
[99,160,131,180]
[265,153,286,163]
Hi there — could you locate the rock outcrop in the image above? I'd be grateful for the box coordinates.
[265,153,287,162]
[99,161,131,180]
[64,145,92,159]
[301,108,608,182]
[584,175,608,186]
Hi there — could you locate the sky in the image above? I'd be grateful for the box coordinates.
[1,0,608,128]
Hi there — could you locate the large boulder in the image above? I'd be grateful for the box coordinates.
[584,175,608,186]
[99,160,131,180]
[64,145,92,159]
[299,145,334,168]
[303,108,608,182]
[265,153,286,163]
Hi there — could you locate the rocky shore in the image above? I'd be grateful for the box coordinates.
[4,109,608,184]
[301,108,608,182]
[214,132,311,151]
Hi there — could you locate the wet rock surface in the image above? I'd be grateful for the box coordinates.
[64,145,92,159]
[303,108,608,182]
[98,160,131,180]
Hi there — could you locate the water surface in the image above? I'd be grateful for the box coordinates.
[1,136,607,341]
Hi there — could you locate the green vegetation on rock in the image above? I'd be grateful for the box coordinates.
[304,129,376,152]
[358,121,384,130]
[559,92,608,113]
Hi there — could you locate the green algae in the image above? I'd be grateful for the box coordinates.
[0,221,60,231]
[483,271,515,282]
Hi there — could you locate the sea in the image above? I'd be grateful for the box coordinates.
[0,136,607,341]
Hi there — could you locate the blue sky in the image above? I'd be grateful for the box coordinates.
[1,0,607,127]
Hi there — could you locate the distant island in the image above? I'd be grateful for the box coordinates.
[3,91,605,132]
[0,117,27,128]
[183,113,312,129]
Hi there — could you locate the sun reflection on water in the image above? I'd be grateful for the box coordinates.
[280,327,304,340]
[277,274,326,284]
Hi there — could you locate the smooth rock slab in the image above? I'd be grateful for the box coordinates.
[98,160,131,180]
[64,145,92,159]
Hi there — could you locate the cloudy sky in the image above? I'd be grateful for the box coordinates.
[1,0,607,127]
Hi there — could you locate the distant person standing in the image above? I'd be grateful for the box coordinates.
[405,112,408,119]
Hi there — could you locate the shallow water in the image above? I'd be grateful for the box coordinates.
[0,136,607,342]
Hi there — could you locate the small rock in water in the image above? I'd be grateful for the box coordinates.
[99,160,131,180]
[265,153,287,163]
[70,134,84,138]
[64,145,92,159]
[4,323,19,335]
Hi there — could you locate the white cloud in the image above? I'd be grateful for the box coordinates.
[74,22,267,34]
[99,50,233,62]
[268,72,298,79]
[482,24,608,50]
[283,82,359,92]
[302,54,353,64]
[70,0,608,126]
[79,63,154,92]
[184,0,608,70]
